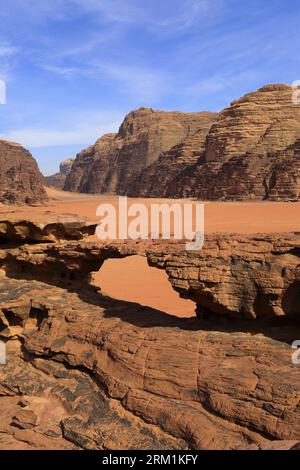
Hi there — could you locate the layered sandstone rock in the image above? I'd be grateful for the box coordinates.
[0,215,299,450]
[2,234,300,320]
[0,140,48,205]
[0,211,96,243]
[167,84,300,200]
[64,84,300,201]
[65,109,215,195]
[129,113,217,197]
[0,260,299,449]
[45,158,74,190]
[64,134,117,193]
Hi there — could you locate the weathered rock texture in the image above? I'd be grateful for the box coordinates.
[0,214,299,450]
[45,158,74,190]
[166,84,300,200]
[64,84,300,201]
[0,211,96,243]
[0,140,48,205]
[130,114,217,197]
[0,275,299,450]
[64,134,117,193]
[2,234,300,320]
[64,109,216,195]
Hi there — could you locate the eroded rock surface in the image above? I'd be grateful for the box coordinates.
[0,276,299,450]
[167,84,300,200]
[0,140,48,205]
[65,109,216,195]
[63,84,300,201]
[45,158,74,190]
[128,113,218,197]
[0,211,96,243]
[1,234,300,320]
[0,215,299,450]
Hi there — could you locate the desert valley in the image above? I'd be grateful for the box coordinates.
[0,82,299,452]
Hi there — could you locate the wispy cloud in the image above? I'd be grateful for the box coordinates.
[0,41,18,81]
[0,44,18,57]
[0,0,221,32]
[0,110,123,147]
[42,60,168,102]
[73,0,222,32]
[0,0,69,25]
[91,62,168,102]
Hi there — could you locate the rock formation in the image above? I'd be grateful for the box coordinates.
[166,84,300,200]
[64,84,300,201]
[0,212,299,450]
[64,108,217,195]
[64,134,117,193]
[45,158,74,190]
[0,211,96,243]
[129,114,217,197]
[0,140,48,205]
[1,228,300,320]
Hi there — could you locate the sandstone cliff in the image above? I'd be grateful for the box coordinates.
[45,158,74,190]
[65,84,300,201]
[129,113,217,197]
[0,140,48,205]
[64,108,216,195]
[64,134,117,193]
[167,84,300,200]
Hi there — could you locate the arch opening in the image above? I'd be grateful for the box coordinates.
[94,255,196,318]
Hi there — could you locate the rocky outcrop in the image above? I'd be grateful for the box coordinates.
[64,84,300,201]
[0,214,299,450]
[117,84,300,200]
[0,264,299,449]
[2,234,300,320]
[0,211,96,243]
[45,158,74,190]
[129,114,217,197]
[0,140,48,205]
[266,139,300,200]
[64,109,216,195]
[64,134,117,193]
[167,84,300,200]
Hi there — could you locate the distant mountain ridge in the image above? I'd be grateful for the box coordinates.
[64,108,217,195]
[64,84,300,201]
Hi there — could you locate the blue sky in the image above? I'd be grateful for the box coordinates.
[0,0,300,175]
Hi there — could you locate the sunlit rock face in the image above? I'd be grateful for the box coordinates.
[64,108,217,195]
[65,85,300,201]
[0,140,48,205]
[167,84,300,200]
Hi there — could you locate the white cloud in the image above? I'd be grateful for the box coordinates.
[0,45,18,57]
[0,110,123,147]
[42,60,168,102]
[99,63,168,102]
[0,43,17,82]
[42,64,87,77]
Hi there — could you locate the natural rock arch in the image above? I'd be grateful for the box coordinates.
[92,255,196,318]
